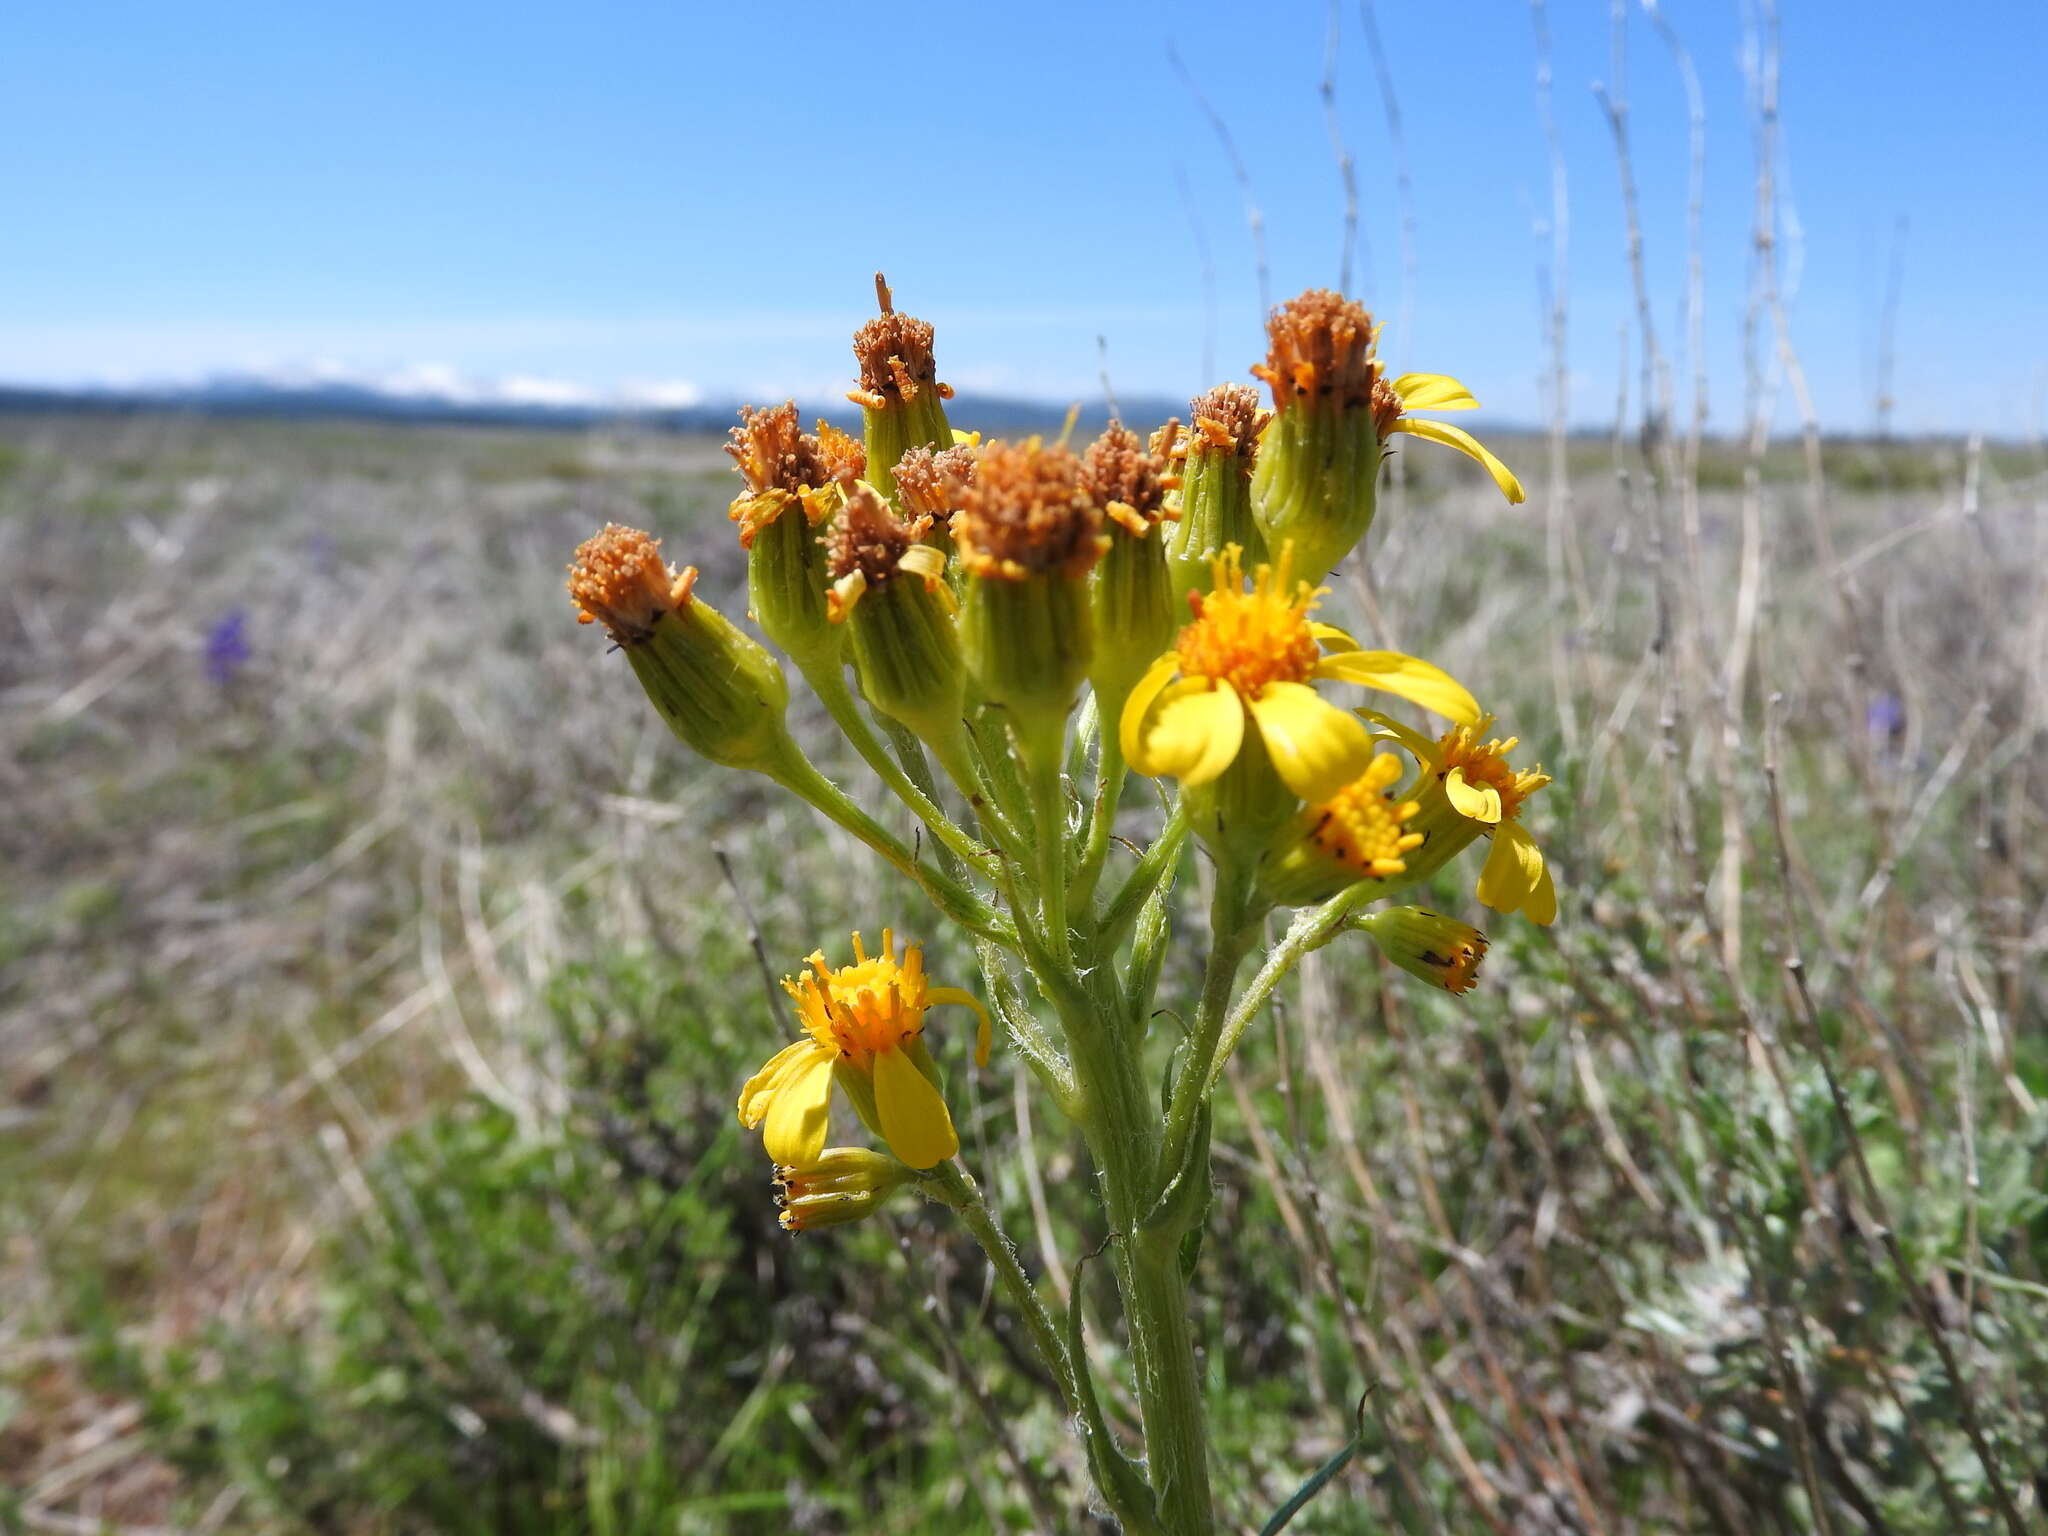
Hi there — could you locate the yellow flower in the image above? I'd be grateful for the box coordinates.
[1258,753,1426,907]
[737,930,988,1171]
[1380,713,1555,925]
[1120,544,1480,805]
[1378,372,1525,505]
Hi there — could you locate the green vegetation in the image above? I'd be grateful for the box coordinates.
[3,411,2043,1531]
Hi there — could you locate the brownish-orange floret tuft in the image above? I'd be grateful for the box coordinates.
[1081,421,1177,534]
[824,477,930,586]
[893,443,977,523]
[1180,382,1270,457]
[1251,290,1387,415]
[849,273,955,409]
[567,524,696,645]
[952,440,1107,580]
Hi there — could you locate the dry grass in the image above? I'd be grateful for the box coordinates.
[2,408,2045,1532]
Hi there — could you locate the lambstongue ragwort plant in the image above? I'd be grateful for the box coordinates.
[566,275,1542,1533]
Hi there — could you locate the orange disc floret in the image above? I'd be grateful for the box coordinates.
[566,523,695,644]
[1429,932,1489,995]
[849,273,954,408]
[1081,421,1176,535]
[1173,545,1324,696]
[785,929,932,1064]
[1306,755,1425,878]
[952,439,1106,580]
[1251,289,1386,413]
[816,419,867,481]
[1437,722,1551,822]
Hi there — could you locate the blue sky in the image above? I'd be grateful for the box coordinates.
[4,1,2044,433]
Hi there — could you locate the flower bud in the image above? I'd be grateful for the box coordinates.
[1082,422,1179,708]
[567,525,797,774]
[849,274,955,511]
[952,439,1105,761]
[825,480,966,747]
[1165,384,1269,604]
[1249,291,1397,585]
[774,1146,915,1233]
[1258,753,1424,908]
[1356,906,1489,995]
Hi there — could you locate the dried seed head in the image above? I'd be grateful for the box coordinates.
[952,440,1106,580]
[567,524,695,645]
[1252,290,1385,413]
[849,273,955,409]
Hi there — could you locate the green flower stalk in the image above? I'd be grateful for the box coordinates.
[1165,384,1268,604]
[566,524,799,776]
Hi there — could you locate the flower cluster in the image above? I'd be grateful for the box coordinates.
[563,272,1551,1529]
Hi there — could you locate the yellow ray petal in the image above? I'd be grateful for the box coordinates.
[927,986,993,1069]
[1309,620,1364,652]
[1476,822,1547,918]
[738,1039,823,1128]
[1356,708,1443,767]
[1247,681,1379,803]
[1389,417,1526,504]
[759,1045,836,1166]
[1392,372,1480,411]
[1315,649,1481,725]
[1118,653,1185,763]
[874,1046,959,1169]
[1128,678,1247,786]
[1445,766,1503,824]
[1524,858,1558,927]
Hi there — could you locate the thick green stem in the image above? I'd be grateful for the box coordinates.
[1057,973,1215,1536]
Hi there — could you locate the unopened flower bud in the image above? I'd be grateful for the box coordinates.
[567,524,797,774]
[1356,906,1489,995]
[1166,384,1269,603]
[775,1146,916,1232]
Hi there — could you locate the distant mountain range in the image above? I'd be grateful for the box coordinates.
[0,373,1190,440]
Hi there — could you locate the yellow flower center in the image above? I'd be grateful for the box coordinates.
[1431,935,1488,996]
[1174,545,1324,697]
[1307,754,1424,876]
[785,929,930,1064]
[1437,723,1551,822]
